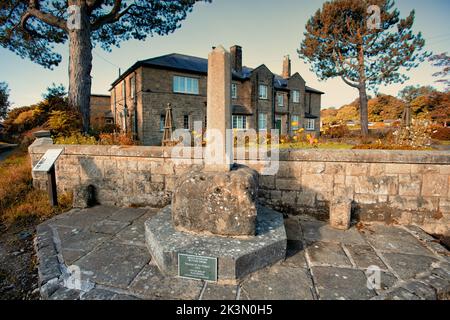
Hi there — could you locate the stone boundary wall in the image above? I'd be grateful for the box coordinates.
[29,138,450,236]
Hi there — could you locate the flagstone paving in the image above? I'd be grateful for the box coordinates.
[35,206,450,300]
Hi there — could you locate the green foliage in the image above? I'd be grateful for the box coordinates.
[0,81,10,120]
[398,85,437,103]
[0,1,209,69]
[54,133,97,145]
[4,89,76,141]
[299,0,429,91]
[322,89,449,125]
[43,83,66,100]
[47,110,81,137]
[429,52,450,90]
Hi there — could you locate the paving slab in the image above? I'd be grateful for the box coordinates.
[241,265,315,300]
[382,253,439,280]
[89,219,130,235]
[345,244,387,270]
[307,242,352,267]
[380,288,421,300]
[312,267,376,300]
[47,207,119,229]
[362,225,435,257]
[49,287,81,300]
[81,288,118,300]
[379,272,398,291]
[280,240,307,267]
[300,220,367,245]
[34,206,450,300]
[109,208,148,222]
[201,284,238,300]
[129,264,203,300]
[75,242,150,289]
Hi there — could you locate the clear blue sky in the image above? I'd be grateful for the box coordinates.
[1,0,449,109]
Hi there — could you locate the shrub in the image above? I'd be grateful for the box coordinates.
[99,132,135,145]
[430,126,450,141]
[54,132,97,145]
[47,110,81,137]
[322,124,350,138]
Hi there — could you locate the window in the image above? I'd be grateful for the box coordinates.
[232,83,237,99]
[173,76,199,94]
[122,80,126,100]
[277,93,284,107]
[258,113,267,130]
[291,115,300,131]
[259,84,268,100]
[306,119,315,131]
[160,115,166,132]
[130,75,136,99]
[183,114,190,130]
[292,90,300,103]
[232,115,247,130]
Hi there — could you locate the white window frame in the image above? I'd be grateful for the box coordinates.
[259,84,268,100]
[291,115,300,131]
[232,115,248,130]
[306,119,315,131]
[231,83,237,99]
[173,76,199,95]
[292,90,300,103]
[130,75,136,99]
[277,93,284,107]
[258,113,267,130]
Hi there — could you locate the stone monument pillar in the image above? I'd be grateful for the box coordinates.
[144,46,287,284]
[204,46,233,172]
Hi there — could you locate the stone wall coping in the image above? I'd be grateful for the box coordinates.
[28,140,450,165]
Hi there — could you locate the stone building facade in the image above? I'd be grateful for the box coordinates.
[90,94,113,126]
[109,46,324,146]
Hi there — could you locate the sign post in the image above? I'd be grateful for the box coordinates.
[32,148,64,207]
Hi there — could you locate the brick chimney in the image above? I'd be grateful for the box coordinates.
[230,45,242,73]
[282,55,291,79]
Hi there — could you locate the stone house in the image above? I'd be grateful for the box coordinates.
[90,94,113,127]
[109,45,324,146]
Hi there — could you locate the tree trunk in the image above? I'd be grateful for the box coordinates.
[359,81,369,137]
[68,2,92,133]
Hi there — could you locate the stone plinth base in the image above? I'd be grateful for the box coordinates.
[172,166,259,237]
[145,206,287,283]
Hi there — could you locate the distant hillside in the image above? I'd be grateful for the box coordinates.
[321,91,450,125]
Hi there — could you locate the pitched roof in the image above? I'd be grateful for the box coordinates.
[111,53,323,94]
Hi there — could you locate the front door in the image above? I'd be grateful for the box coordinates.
[275,115,282,133]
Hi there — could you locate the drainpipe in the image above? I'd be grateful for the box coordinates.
[272,74,276,130]
[133,72,138,140]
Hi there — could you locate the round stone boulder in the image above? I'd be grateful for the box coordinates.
[172,166,259,237]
